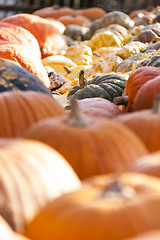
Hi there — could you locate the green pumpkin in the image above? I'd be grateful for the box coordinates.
[67,71,126,102]
[136,55,160,69]
[0,59,51,96]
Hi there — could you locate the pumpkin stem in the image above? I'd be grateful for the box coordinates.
[79,70,87,88]
[113,96,128,106]
[101,177,136,199]
[152,95,160,114]
[64,65,71,74]
[64,97,91,126]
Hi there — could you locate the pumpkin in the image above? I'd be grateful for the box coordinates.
[130,151,160,178]
[42,55,77,76]
[2,13,67,58]
[33,5,75,19]
[0,90,65,138]
[76,97,122,118]
[24,98,148,180]
[114,66,160,112]
[75,7,106,20]
[136,55,160,69]
[146,40,160,50]
[116,41,148,59]
[24,172,160,240]
[0,42,50,89]
[64,42,93,66]
[0,60,52,94]
[132,29,159,43]
[85,53,123,77]
[153,12,160,23]
[114,95,160,152]
[0,22,41,58]
[67,71,126,102]
[129,9,149,19]
[64,24,90,41]
[123,230,160,240]
[88,30,123,50]
[0,138,80,232]
[133,76,160,111]
[0,216,30,240]
[43,17,66,34]
[57,14,92,27]
[87,11,134,39]
[45,66,66,91]
[115,53,143,73]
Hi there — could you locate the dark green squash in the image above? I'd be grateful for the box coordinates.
[87,11,134,39]
[136,55,160,69]
[0,59,52,96]
[67,70,126,102]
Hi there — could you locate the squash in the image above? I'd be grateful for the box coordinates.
[87,11,134,39]
[136,55,160,69]
[114,95,160,152]
[115,53,143,73]
[0,90,65,138]
[64,24,90,41]
[33,6,75,19]
[45,66,66,91]
[132,29,159,43]
[0,59,52,94]
[67,71,126,102]
[64,42,93,66]
[24,172,160,240]
[75,7,106,20]
[76,97,122,118]
[0,22,41,58]
[24,98,148,180]
[0,216,30,240]
[133,76,160,111]
[0,138,80,232]
[122,230,160,240]
[130,151,160,178]
[57,14,92,27]
[0,42,50,89]
[114,66,160,112]
[2,13,67,58]
[116,41,148,59]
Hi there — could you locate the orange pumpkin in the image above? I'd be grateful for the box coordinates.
[75,7,106,20]
[2,13,67,58]
[0,90,65,138]
[24,172,160,240]
[33,6,75,19]
[114,95,160,152]
[0,42,50,88]
[0,138,80,232]
[24,98,148,180]
[0,22,41,58]
[123,230,160,240]
[43,17,66,33]
[0,216,30,240]
[114,66,160,112]
[130,151,160,178]
[133,76,160,111]
[57,14,92,27]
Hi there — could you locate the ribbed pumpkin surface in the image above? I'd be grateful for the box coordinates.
[0,90,65,137]
[0,139,80,232]
[67,73,126,102]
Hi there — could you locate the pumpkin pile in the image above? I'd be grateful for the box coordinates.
[0,3,160,240]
